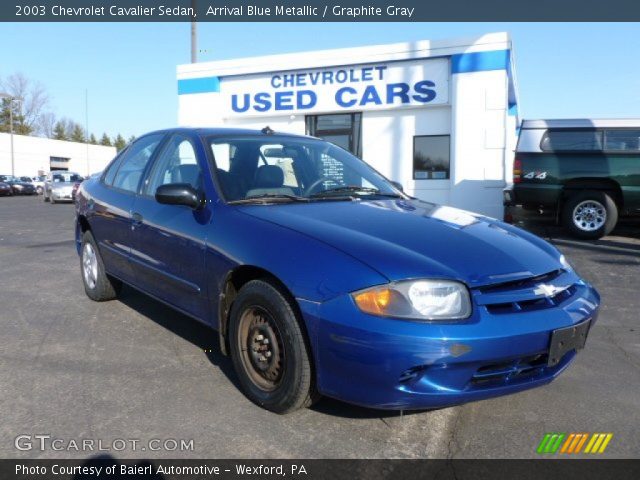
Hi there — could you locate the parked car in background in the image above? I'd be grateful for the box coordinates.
[0,175,37,195]
[43,171,83,203]
[505,119,640,239]
[75,128,600,413]
[0,180,12,196]
[31,175,46,195]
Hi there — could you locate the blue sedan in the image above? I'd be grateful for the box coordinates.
[75,128,600,413]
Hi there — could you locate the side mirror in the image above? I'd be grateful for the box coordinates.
[155,183,202,209]
[390,181,404,192]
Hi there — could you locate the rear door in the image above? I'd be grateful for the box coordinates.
[128,133,212,320]
[90,134,165,283]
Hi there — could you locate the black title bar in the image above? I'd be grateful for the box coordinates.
[4,0,640,21]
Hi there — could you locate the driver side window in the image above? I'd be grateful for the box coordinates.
[144,135,202,196]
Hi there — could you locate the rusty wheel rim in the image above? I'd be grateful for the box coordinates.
[237,306,285,392]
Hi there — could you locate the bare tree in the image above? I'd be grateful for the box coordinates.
[38,112,57,138]
[0,72,51,136]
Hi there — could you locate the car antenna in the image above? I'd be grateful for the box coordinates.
[261,126,275,135]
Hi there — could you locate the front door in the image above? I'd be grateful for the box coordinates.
[129,134,211,320]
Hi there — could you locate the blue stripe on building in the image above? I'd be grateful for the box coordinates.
[451,50,510,74]
[178,76,220,95]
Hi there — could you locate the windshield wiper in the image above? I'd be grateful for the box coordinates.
[228,193,311,205]
[310,186,402,198]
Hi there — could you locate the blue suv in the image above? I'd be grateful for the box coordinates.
[75,128,600,413]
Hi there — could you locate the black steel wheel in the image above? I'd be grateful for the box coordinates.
[229,279,317,413]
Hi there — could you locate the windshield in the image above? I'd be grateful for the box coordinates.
[52,173,83,183]
[0,175,17,182]
[208,136,401,203]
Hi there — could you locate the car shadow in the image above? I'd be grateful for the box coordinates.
[116,286,239,389]
[115,286,436,419]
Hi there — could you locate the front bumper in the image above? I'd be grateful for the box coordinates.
[299,280,599,410]
[52,190,74,201]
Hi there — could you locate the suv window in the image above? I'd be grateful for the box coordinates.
[540,130,603,152]
[143,135,202,196]
[111,134,164,192]
[605,130,640,151]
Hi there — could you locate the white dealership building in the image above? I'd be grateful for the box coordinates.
[177,32,519,218]
[0,132,116,178]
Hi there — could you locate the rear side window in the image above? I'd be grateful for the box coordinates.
[605,130,640,151]
[111,134,164,192]
[103,152,126,186]
[541,130,603,152]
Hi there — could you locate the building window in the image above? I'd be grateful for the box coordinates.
[305,113,362,157]
[49,156,70,171]
[413,135,450,180]
[540,130,603,151]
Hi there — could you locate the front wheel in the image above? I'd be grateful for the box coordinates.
[80,231,122,301]
[229,280,317,414]
[562,190,618,239]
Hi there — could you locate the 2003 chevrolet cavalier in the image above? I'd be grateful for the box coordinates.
[75,128,600,413]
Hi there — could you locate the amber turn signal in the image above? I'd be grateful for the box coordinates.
[353,288,393,315]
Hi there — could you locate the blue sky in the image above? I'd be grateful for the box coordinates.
[1,22,638,139]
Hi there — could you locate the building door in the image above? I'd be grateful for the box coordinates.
[305,113,362,157]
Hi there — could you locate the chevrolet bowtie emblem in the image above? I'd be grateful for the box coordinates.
[533,284,563,297]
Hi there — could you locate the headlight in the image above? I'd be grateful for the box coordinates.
[352,280,472,321]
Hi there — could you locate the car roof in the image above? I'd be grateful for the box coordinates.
[522,119,640,129]
[140,127,318,141]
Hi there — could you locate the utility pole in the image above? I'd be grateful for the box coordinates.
[0,92,22,177]
[191,0,197,63]
[85,89,90,176]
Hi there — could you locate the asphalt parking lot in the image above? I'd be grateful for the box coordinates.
[0,195,639,459]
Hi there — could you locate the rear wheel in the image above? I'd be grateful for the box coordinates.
[229,279,317,413]
[562,190,618,239]
[81,231,122,301]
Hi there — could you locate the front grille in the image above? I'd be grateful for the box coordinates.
[479,269,564,294]
[470,353,548,387]
[485,285,577,314]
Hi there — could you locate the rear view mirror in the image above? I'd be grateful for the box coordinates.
[390,181,404,192]
[155,183,202,209]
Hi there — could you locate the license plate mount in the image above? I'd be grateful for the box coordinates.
[548,319,591,367]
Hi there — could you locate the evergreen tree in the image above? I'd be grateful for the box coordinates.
[53,121,68,140]
[128,135,136,145]
[99,133,112,146]
[0,99,32,135]
[114,134,126,151]
[89,133,98,145]
[70,123,86,143]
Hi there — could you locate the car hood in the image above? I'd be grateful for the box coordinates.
[238,198,563,288]
[52,182,74,188]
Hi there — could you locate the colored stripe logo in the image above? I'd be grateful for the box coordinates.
[537,433,613,454]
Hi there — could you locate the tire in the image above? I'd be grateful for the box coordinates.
[80,230,122,301]
[229,279,317,414]
[562,190,618,239]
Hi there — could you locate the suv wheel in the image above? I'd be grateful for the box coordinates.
[229,279,317,413]
[81,231,122,301]
[562,190,618,239]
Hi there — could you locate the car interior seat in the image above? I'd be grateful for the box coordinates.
[245,165,294,198]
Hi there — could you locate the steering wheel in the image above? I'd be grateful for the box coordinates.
[304,177,341,196]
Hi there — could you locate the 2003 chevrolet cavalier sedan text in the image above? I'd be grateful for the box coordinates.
[75,128,600,413]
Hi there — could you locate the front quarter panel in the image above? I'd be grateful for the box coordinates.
[204,204,390,328]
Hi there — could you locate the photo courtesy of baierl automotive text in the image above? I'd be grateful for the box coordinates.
[0,1,639,479]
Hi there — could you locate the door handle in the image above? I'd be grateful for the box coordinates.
[131,212,143,227]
